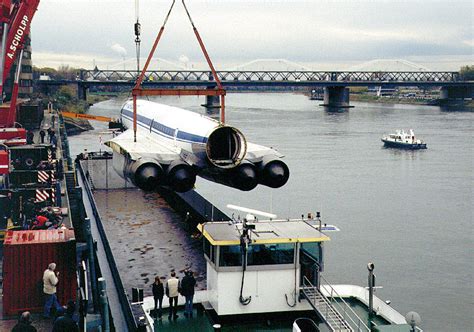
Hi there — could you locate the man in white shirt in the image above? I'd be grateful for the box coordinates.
[43,262,61,318]
[166,271,179,319]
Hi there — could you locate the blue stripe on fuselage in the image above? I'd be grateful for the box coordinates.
[121,109,208,144]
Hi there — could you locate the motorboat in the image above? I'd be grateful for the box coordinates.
[381,129,427,149]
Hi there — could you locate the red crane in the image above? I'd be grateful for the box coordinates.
[0,0,39,144]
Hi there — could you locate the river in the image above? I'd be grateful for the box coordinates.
[68,93,473,331]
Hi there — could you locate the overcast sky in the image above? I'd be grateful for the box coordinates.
[30,0,473,70]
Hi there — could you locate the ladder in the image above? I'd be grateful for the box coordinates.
[302,284,354,332]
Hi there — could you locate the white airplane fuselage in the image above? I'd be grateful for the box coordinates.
[121,100,223,161]
[106,99,289,192]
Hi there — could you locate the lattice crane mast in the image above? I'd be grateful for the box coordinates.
[0,0,40,129]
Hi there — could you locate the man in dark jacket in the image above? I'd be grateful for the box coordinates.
[52,300,78,332]
[180,270,196,317]
[26,130,34,144]
[12,311,37,332]
[47,128,53,142]
[39,130,46,144]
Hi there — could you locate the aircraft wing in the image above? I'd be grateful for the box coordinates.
[245,142,284,163]
[105,129,180,164]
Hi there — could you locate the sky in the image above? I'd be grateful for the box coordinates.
[29,0,473,70]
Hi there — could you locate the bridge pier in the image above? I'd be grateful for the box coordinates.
[203,95,221,109]
[321,87,353,109]
[202,95,220,119]
[440,86,473,100]
[77,83,88,101]
[201,72,221,116]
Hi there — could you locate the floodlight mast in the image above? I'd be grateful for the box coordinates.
[131,0,226,143]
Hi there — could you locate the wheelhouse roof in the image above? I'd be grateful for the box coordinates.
[198,220,330,246]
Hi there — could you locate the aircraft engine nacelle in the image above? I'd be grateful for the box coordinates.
[257,156,290,188]
[205,126,247,169]
[124,158,164,191]
[200,161,258,191]
[166,160,196,193]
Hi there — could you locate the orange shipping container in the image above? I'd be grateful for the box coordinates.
[3,229,77,316]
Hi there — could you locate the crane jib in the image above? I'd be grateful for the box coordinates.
[6,15,29,59]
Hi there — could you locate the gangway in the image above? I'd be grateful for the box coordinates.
[302,276,370,332]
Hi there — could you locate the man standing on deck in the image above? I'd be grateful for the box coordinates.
[166,271,179,320]
[47,128,53,142]
[26,130,34,144]
[39,129,46,144]
[43,262,62,318]
[180,269,196,318]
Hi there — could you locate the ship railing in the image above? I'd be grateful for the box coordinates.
[77,161,137,331]
[302,276,354,331]
[305,272,371,332]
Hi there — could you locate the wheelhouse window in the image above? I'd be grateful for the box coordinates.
[218,243,295,267]
[301,242,322,263]
[219,245,242,267]
[247,243,294,265]
[203,238,216,264]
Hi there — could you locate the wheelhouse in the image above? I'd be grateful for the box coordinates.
[198,220,331,316]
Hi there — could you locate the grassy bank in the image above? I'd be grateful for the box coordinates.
[350,94,434,105]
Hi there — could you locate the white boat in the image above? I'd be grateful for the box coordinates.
[381,129,427,149]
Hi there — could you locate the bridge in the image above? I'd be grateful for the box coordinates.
[39,68,472,108]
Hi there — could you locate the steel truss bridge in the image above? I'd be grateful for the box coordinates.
[75,69,464,88]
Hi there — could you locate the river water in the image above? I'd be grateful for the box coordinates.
[68,94,473,331]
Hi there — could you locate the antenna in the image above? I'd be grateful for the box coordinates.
[134,0,141,74]
[226,204,277,220]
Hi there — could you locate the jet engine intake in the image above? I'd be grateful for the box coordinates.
[257,156,290,188]
[125,158,164,191]
[206,126,246,169]
[166,160,196,193]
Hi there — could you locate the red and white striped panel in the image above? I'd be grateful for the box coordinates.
[35,188,56,203]
[38,170,55,183]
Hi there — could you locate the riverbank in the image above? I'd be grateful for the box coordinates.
[351,93,473,108]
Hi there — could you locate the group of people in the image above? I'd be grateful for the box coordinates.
[23,200,63,230]
[26,127,56,147]
[151,269,196,320]
[11,262,78,332]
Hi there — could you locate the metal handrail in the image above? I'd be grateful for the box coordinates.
[302,277,352,331]
[303,274,370,332]
[77,161,137,331]
[318,274,370,332]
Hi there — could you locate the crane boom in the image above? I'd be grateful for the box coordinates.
[1,0,39,87]
[0,0,40,130]
[61,111,113,123]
